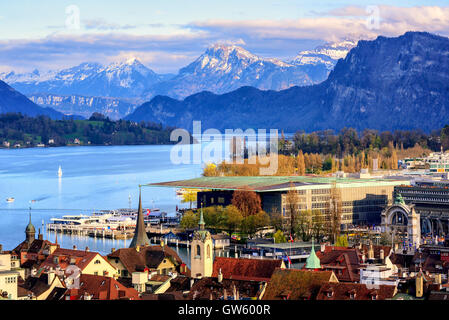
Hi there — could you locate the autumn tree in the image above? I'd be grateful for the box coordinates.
[181,189,197,209]
[231,188,262,217]
[203,162,219,176]
[297,150,306,175]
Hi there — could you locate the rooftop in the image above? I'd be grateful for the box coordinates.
[212,257,283,281]
[146,176,408,192]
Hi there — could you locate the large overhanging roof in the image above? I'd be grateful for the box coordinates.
[144,176,408,192]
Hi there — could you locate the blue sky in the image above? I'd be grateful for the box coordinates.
[1,0,449,73]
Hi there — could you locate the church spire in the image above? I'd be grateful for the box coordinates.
[129,186,150,248]
[305,238,321,269]
[25,207,36,244]
[198,203,205,230]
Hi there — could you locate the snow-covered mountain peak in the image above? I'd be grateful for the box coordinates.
[291,39,358,68]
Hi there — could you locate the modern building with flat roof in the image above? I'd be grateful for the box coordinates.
[148,176,410,226]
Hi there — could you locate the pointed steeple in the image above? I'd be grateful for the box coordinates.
[25,207,36,244]
[305,238,321,269]
[129,186,150,248]
[198,203,205,230]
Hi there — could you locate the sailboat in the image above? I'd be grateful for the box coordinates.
[58,166,62,177]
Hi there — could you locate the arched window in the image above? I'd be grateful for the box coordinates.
[196,245,201,258]
[207,244,211,258]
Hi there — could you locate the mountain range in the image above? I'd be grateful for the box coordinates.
[125,32,449,133]
[0,41,355,118]
[0,80,65,119]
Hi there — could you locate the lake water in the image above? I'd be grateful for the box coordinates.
[0,145,204,262]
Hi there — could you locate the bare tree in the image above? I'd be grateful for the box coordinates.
[326,181,342,243]
[286,182,300,239]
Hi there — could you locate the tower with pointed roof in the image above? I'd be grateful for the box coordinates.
[26,208,36,245]
[191,204,213,278]
[129,186,150,248]
[305,239,321,270]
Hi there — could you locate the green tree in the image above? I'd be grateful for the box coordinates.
[203,206,225,230]
[179,210,198,230]
[335,234,349,247]
[223,205,243,235]
[241,211,270,238]
[274,230,286,243]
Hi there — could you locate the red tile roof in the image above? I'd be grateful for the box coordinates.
[108,245,190,276]
[317,282,396,300]
[316,247,362,282]
[212,257,283,282]
[188,277,264,300]
[66,274,140,300]
[263,268,336,300]
[40,248,106,272]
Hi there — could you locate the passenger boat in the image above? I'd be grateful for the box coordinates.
[6,197,14,203]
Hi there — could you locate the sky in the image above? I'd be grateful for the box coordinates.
[1,0,449,73]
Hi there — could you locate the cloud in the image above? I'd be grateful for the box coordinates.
[83,19,137,31]
[188,5,449,42]
[0,32,216,73]
[2,5,449,74]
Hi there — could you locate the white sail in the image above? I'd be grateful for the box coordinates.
[58,166,62,177]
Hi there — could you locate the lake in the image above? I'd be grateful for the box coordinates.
[0,144,204,261]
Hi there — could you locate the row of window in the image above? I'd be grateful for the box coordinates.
[4,276,17,284]
[311,189,331,195]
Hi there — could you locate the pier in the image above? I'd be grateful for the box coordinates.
[46,223,134,240]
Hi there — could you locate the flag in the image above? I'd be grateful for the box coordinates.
[286,255,292,266]
[146,209,150,215]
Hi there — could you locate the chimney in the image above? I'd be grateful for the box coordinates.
[320,243,325,253]
[85,246,90,252]
[362,254,366,263]
[38,234,43,240]
[111,248,116,253]
[218,268,223,283]
[190,278,195,289]
[368,242,374,260]
[73,245,77,250]
[379,249,384,261]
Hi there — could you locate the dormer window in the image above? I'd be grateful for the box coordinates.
[348,290,356,300]
[371,294,377,300]
[326,290,333,298]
